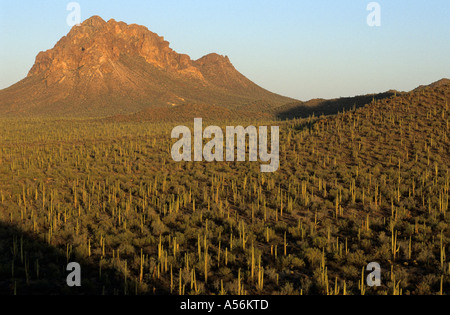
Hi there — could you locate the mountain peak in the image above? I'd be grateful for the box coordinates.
[196,53,231,64]
[0,16,293,117]
[27,16,203,83]
[81,15,107,28]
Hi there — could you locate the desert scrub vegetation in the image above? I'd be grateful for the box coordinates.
[0,83,448,295]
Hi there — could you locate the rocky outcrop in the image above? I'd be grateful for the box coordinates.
[28,16,205,86]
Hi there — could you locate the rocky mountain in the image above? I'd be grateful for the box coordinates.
[0,16,294,117]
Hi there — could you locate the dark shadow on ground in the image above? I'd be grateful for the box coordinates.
[0,221,168,295]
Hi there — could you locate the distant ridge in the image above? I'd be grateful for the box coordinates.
[273,91,398,120]
[273,78,449,120]
[0,16,294,117]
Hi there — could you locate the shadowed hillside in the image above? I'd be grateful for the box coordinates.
[274,91,398,120]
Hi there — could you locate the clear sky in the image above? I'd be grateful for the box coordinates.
[0,0,449,101]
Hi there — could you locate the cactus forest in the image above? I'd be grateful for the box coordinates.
[0,83,448,295]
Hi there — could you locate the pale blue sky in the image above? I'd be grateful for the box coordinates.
[0,0,449,100]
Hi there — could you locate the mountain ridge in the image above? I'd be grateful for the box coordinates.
[272,78,449,120]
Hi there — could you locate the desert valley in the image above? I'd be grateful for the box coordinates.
[0,16,449,296]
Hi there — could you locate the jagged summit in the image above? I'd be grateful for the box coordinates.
[84,15,108,27]
[28,15,203,84]
[0,16,294,117]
